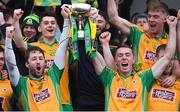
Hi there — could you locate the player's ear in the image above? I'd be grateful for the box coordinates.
[105,23,110,30]
[38,26,41,32]
[133,55,135,64]
[25,62,29,68]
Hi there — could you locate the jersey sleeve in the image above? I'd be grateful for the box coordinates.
[139,69,156,92]
[48,63,64,84]
[11,76,26,97]
[99,67,115,87]
[128,26,143,47]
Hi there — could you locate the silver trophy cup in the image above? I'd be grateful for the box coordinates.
[63,3,94,40]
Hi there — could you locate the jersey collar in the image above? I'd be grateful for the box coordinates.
[38,38,57,46]
[154,30,168,40]
[117,69,136,79]
[145,30,168,40]
[29,75,44,82]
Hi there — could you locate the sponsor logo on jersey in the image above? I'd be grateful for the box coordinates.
[116,88,138,100]
[151,88,175,102]
[45,59,54,68]
[33,88,51,104]
[144,49,157,62]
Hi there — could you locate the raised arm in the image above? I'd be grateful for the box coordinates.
[99,31,116,70]
[13,9,28,51]
[54,6,70,70]
[0,12,11,39]
[177,10,180,54]
[0,12,5,26]
[107,0,131,36]
[152,16,177,79]
[92,51,106,75]
[5,26,20,86]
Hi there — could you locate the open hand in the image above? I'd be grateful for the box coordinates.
[160,75,176,88]
[89,8,99,19]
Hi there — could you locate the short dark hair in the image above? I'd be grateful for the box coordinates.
[169,8,177,16]
[115,43,132,55]
[2,8,13,22]
[39,11,56,24]
[0,46,4,54]
[160,2,169,15]
[148,1,169,15]
[156,44,166,57]
[98,10,109,23]
[25,46,45,62]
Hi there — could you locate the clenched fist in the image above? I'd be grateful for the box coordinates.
[166,16,177,27]
[99,31,111,45]
[6,26,15,39]
[13,9,24,21]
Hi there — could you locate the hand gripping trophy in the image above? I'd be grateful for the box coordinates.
[63,3,98,60]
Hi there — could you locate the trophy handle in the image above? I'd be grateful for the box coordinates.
[62,4,72,8]
[91,7,97,10]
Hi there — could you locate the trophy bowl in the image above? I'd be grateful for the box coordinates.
[62,3,94,40]
[62,3,92,15]
[71,3,91,15]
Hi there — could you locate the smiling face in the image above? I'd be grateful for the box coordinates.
[26,50,45,78]
[96,14,109,37]
[38,16,57,39]
[115,47,135,76]
[23,25,37,39]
